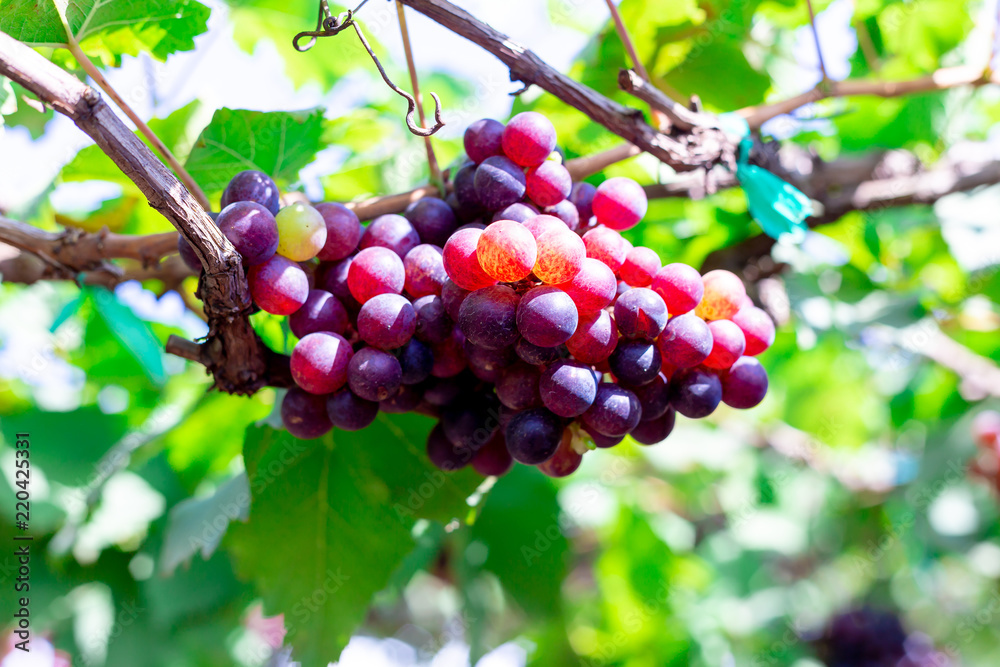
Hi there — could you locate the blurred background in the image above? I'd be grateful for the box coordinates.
[2,0,1000,665]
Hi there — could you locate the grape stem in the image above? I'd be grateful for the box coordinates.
[395,0,443,186]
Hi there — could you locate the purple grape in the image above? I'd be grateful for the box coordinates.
[395,338,433,385]
[458,284,520,350]
[543,199,580,231]
[515,337,566,365]
[496,362,543,410]
[609,339,661,386]
[380,384,423,413]
[178,234,203,271]
[215,201,279,265]
[464,118,505,163]
[584,423,624,449]
[405,197,458,247]
[627,373,671,421]
[492,202,538,223]
[516,286,578,348]
[630,409,676,445]
[221,170,280,215]
[504,408,563,464]
[464,341,515,375]
[472,431,514,476]
[427,423,473,471]
[423,375,471,407]
[357,293,416,350]
[721,356,768,409]
[327,388,379,431]
[474,156,527,211]
[442,397,500,450]
[403,243,447,298]
[316,202,362,261]
[441,279,471,321]
[539,359,598,417]
[614,288,668,340]
[581,383,642,438]
[348,347,402,402]
[281,388,333,439]
[318,257,361,312]
[289,289,349,338]
[452,162,483,218]
[360,214,420,259]
[569,182,596,223]
[668,367,722,418]
[412,295,453,344]
[657,313,713,368]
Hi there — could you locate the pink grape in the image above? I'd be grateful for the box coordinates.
[526,161,572,207]
[501,111,557,167]
[248,254,309,315]
[442,227,496,291]
[619,246,661,287]
[657,312,713,368]
[289,289,349,338]
[523,214,566,239]
[555,257,616,313]
[347,246,405,304]
[477,220,537,282]
[290,332,353,394]
[592,177,647,231]
[651,263,704,315]
[315,202,362,261]
[731,306,776,356]
[582,226,628,273]
[566,309,618,363]
[403,244,447,298]
[703,319,746,370]
[695,270,746,321]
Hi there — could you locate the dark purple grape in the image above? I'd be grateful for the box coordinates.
[817,608,908,667]
[315,202,362,261]
[584,423,623,448]
[327,388,379,431]
[569,182,596,223]
[543,199,580,231]
[221,170,280,215]
[539,359,597,417]
[582,383,642,438]
[474,156,527,211]
[379,384,423,413]
[427,423,472,471]
[668,367,722,418]
[464,341,515,373]
[396,339,433,385]
[515,337,566,365]
[442,398,500,450]
[721,356,768,409]
[178,234,203,271]
[281,388,333,439]
[441,279,471,321]
[412,295,453,344]
[405,197,458,247]
[614,288,668,340]
[289,289,349,338]
[357,293,416,350]
[318,257,361,312]
[492,202,538,223]
[360,214,420,258]
[423,375,471,407]
[657,313,713,368]
[458,284,520,350]
[517,286,578,348]
[452,162,483,219]
[464,118,505,163]
[609,339,661,386]
[504,408,563,464]
[472,431,514,476]
[496,362,543,410]
[627,373,670,421]
[348,347,402,402]
[215,201,279,265]
[430,328,467,378]
[630,409,676,445]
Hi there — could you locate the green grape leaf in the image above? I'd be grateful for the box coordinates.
[160,472,250,576]
[227,416,482,666]
[85,286,167,386]
[184,108,327,195]
[0,0,210,63]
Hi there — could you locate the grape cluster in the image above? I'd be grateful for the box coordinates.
[183,112,775,479]
[815,608,951,667]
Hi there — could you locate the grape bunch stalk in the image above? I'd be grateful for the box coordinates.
[181,112,776,479]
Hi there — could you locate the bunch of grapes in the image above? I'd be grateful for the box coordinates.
[181,111,775,479]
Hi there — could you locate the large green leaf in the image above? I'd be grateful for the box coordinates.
[183,107,327,195]
[0,0,210,63]
[227,416,482,666]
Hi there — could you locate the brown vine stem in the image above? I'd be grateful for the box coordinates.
[804,0,829,83]
[398,0,737,172]
[55,10,212,212]
[602,0,669,129]
[395,0,442,185]
[565,143,641,180]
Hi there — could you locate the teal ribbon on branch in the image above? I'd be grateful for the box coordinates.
[718,114,814,243]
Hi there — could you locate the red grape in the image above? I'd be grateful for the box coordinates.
[281,388,333,439]
[721,357,768,409]
[427,423,472,471]
[526,161,572,207]
[216,201,279,265]
[731,306,776,356]
[695,270,746,321]
[348,346,402,401]
[567,309,618,364]
[477,220,538,282]
[315,202,362,261]
[657,312,713,368]
[517,286,578,347]
[614,288,668,340]
[347,246,405,304]
[652,263,704,315]
[289,289,349,338]
[318,256,360,312]
[534,227,585,284]
[555,257,616,313]
[703,319,746,370]
[459,284,520,350]
[592,177,647,231]
[501,112,557,167]
[582,226,628,273]
[430,329,467,378]
[472,430,514,476]
[619,246,661,287]
[248,254,309,315]
[360,213,420,259]
[403,243,447,298]
[464,118,505,164]
[442,227,496,290]
[357,293,417,350]
[290,332,353,394]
